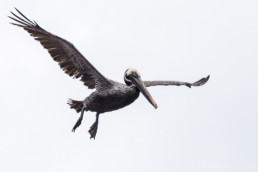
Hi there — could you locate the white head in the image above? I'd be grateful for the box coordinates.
[123,67,158,109]
[124,67,141,86]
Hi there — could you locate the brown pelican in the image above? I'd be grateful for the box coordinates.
[9,8,210,139]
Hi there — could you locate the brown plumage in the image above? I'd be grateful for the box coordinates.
[144,75,210,88]
[9,8,112,91]
[9,8,210,139]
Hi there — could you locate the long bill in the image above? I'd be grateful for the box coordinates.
[130,76,158,109]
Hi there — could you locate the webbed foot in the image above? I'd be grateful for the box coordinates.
[72,107,85,132]
[88,113,100,139]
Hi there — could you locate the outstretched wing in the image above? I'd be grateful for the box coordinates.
[144,75,210,88]
[9,8,113,91]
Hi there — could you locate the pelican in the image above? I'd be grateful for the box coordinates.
[9,8,210,139]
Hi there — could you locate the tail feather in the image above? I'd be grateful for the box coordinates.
[67,99,83,113]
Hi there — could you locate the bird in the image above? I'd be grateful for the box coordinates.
[9,8,210,139]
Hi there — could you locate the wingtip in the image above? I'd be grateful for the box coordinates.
[192,75,210,87]
[14,7,20,13]
[204,75,210,85]
[202,75,210,86]
[14,7,20,14]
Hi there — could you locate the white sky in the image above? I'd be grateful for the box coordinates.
[1,0,258,172]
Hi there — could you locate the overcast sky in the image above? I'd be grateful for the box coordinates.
[1,0,258,172]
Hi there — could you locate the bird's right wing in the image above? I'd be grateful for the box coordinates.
[9,8,113,91]
[143,75,210,88]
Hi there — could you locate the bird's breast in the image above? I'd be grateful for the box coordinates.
[85,85,140,113]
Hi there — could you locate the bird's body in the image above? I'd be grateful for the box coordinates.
[82,82,139,113]
[9,8,209,139]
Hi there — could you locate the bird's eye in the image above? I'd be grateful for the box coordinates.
[124,74,132,86]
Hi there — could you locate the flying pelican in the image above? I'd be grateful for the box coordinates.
[9,8,210,139]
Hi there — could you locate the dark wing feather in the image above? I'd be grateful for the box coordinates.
[9,8,113,91]
[144,75,210,88]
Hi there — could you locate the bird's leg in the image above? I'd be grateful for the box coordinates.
[72,107,85,132]
[88,113,100,139]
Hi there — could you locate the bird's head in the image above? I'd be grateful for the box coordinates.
[124,68,158,109]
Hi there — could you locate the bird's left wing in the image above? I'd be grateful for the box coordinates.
[143,75,210,88]
[9,8,113,91]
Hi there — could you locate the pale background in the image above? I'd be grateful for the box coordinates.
[0,0,257,172]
